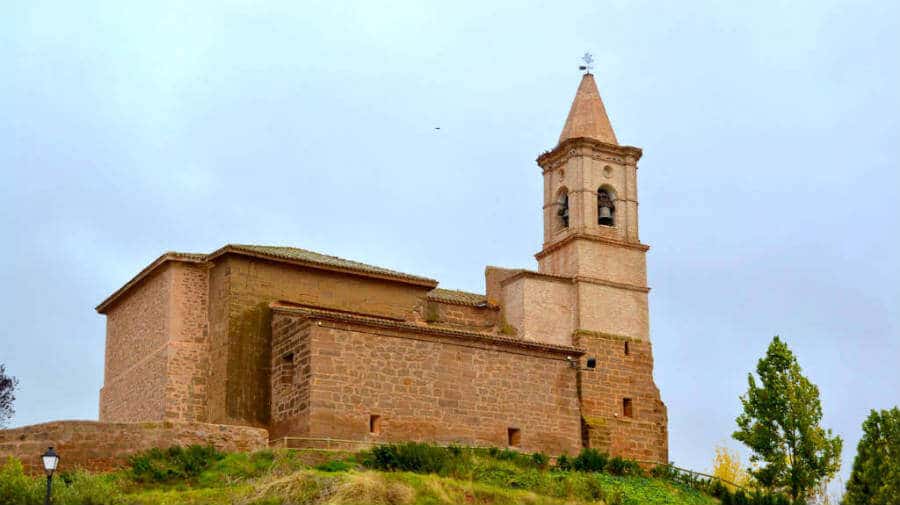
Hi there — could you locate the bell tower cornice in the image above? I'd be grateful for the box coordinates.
[537,137,642,174]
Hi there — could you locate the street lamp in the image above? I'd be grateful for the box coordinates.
[41,447,59,505]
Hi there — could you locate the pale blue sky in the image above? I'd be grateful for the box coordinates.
[1,0,897,489]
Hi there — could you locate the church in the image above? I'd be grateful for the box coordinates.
[95,72,668,462]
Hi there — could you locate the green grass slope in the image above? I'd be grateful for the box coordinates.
[1,445,719,505]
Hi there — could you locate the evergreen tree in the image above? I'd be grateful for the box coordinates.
[733,336,842,501]
[842,407,899,505]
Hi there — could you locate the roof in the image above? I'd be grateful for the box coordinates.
[208,245,437,286]
[96,244,438,313]
[558,73,618,145]
[270,302,584,356]
[426,288,489,307]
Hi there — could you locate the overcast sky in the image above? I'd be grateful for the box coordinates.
[1,0,897,490]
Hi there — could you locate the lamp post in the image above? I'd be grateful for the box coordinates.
[41,447,59,505]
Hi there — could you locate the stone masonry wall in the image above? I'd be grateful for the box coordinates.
[501,274,575,347]
[576,332,668,463]
[271,315,583,456]
[421,300,497,331]
[102,265,171,385]
[205,254,432,428]
[0,421,268,474]
[99,265,172,422]
[164,262,210,422]
[270,315,312,440]
[99,261,210,423]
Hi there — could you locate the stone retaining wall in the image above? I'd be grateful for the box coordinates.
[0,420,268,474]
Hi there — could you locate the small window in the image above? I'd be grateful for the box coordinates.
[623,398,633,418]
[507,427,521,447]
[598,188,615,226]
[280,353,295,385]
[624,341,630,355]
[369,415,381,434]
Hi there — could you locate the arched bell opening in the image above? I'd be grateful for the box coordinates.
[556,188,570,231]
[597,187,616,226]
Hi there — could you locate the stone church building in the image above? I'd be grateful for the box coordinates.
[95,73,668,462]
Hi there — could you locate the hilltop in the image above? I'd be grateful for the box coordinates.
[0,444,781,505]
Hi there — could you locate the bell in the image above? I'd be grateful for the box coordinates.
[598,206,613,225]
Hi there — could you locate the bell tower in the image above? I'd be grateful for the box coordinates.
[536,71,667,462]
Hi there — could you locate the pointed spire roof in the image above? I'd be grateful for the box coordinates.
[558,73,618,145]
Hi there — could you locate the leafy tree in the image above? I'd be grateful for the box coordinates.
[842,407,899,505]
[712,445,752,491]
[733,336,842,501]
[0,364,18,427]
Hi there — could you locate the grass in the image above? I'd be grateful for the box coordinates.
[0,445,721,505]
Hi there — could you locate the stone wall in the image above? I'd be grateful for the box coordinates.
[99,261,210,423]
[501,272,575,347]
[0,421,268,474]
[269,310,583,455]
[205,254,433,429]
[421,300,497,330]
[576,332,668,463]
[99,265,171,422]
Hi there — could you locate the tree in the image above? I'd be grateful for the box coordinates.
[842,407,900,505]
[712,445,752,491]
[732,336,842,501]
[0,364,18,427]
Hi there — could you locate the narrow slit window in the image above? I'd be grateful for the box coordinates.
[507,427,521,447]
[624,341,630,355]
[280,353,295,385]
[369,415,381,434]
[623,398,633,418]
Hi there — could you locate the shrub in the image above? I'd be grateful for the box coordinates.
[129,445,224,483]
[530,452,549,469]
[363,442,450,474]
[0,458,40,504]
[606,456,643,476]
[572,448,608,473]
[315,459,354,472]
[555,454,572,471]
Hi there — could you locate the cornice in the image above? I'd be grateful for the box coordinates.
[573,329,650,343]
[574,276,650,293]
[537,137,643,173]
[498,269,575,286]
[207,246,438,289]
[95,252,206,313]
[271,303,584,357]
[535,233,650,261]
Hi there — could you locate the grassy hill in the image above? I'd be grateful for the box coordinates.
[1,444,736,505]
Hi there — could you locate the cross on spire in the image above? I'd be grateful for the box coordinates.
[579,52,594,74]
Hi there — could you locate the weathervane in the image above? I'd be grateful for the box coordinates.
[579,52,594,74]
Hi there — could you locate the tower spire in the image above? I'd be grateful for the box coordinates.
[558,73,618,146]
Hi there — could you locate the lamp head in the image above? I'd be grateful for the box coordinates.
[41,447,59,476]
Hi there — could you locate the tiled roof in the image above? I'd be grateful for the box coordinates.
[214,244,437,286]
[426,288,488,307]
[270,302,584,356]
[97,244,438,313]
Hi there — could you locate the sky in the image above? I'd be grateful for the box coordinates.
[1,0,897,492]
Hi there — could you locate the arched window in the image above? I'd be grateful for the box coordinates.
[556,190,570,229]
[597,188,615,226]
